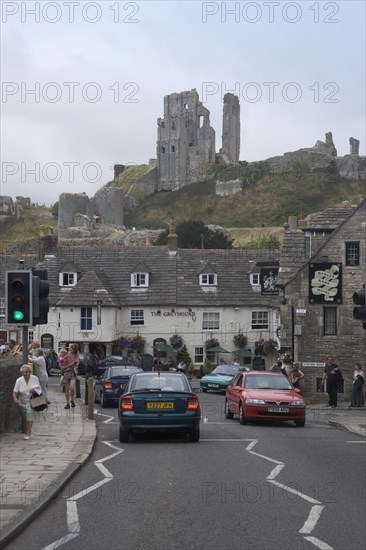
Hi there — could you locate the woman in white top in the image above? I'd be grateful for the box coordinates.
[12,365,42,440]
[29,348,50,404]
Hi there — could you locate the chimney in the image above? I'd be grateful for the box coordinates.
[167,221,178,255]
[145,235,151,246]
[288,216,298,231]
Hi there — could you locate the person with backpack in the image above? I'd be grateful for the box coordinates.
[350,363,365,408]
[322,355,342,408]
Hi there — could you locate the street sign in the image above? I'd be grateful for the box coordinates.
[302,362,325,367]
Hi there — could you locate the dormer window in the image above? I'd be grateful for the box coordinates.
[250,273,260,286]
[59,272,77,287]
[200,273,217,286]
[131,272,149,288]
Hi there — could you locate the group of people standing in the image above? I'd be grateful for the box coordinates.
[12,342,80,440]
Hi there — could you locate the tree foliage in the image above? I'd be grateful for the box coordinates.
[154,220,233,249]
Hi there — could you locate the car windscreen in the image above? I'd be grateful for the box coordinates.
[131,374,189,392]
[211,366,238,376]
[244,375,292,390]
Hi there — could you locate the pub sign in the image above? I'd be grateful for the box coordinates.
[261,268,279,295]
[309,263,342,304]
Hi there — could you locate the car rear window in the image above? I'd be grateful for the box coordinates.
[109,367,141,376]
[132,374,189,392]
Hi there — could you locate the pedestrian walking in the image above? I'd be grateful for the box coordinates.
[12,365,42,440]
[322,355,341,408]
[28,348,51,404]
[350,363,365,408]
[61,344,80,409]
[289,362,305,391]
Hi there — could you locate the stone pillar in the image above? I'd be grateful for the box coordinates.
[349,137,360,155]
[221,93,240,163]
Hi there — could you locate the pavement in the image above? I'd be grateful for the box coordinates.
[0,389,365,548]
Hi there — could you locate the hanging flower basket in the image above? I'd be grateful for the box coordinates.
[130,335,146,353]
[255,337,278,356]
[233,333,248,349]
[115,336,132,350]
[170,334,183,349]
[205,337,220,350]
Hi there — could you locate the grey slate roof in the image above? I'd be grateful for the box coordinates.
[306,207,356,229]
[278,232,308,285]
[40,246,280,308]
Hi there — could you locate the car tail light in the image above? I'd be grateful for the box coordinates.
[103,380,113,390]
[121,396,133,411]
[187,396,199,410]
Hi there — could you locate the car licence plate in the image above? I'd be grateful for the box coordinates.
[146,402,174,409]
[268,406,289,413]
[208,384,219,388]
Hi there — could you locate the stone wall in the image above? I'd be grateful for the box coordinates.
[221,93,240,163]
[216,179,242,196]
[0,358,24,433]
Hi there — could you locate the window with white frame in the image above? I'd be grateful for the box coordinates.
[195,347,204,363]
[324,307,337,335]
[80,307,92,331]
[130,309,144,326]
[251,311,269,329]
[200,273,217,286]
[131,273,149,288]
[0,297,5,317]
[250,273,260,286]
[59,272,77,287]
[202,311,220,330]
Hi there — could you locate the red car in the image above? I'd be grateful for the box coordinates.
[225,371,306,427]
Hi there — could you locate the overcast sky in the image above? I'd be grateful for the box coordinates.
[1,0,365,205]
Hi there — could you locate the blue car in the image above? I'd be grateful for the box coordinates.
[200,364,250,393]
[94,365,143,407]
[118,372,201,442]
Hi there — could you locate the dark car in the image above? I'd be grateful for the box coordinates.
[94,365,143,407]
[77,353,99,377]
[41,348,59,376]
[98,355,141,376]
[225,371,306,427]
[118,371,201,443]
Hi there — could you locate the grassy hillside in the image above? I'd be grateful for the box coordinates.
[1,167,363,249]
[124,169,364,229]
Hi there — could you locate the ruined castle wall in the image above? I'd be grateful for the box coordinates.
[93,187,124,226]
[58,193,93,239]
[335,155,366,181]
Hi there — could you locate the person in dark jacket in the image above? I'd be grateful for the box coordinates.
[322,355,341,408]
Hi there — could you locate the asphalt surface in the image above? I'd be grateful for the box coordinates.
[0,380,365,548]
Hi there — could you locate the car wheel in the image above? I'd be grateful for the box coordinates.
[201,388,207,393]
[189,428,200,442]
[239,404,248,425]
[225,400,234,419]
[119,427,129,443]
[101,394,109,408]
[294,420,305,427]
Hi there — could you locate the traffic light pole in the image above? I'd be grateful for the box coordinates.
[22,326,28,365]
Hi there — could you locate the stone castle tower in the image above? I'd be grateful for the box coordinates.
[220,93,240,163]
[156,89,216,191]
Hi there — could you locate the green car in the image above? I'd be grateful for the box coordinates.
[200,365,250,393]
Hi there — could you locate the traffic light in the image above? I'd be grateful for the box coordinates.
[353,285,366,329]
[5,270,32,325]
[32,269,50,325]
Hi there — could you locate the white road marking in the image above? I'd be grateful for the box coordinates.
[66,501,80,533]
[299,505,324,534]
[268,480,320,504]
[249,450,283,465]
[267,464,284,480]
[345,440,366,443]
[304,535,334,549]
[43,533,79,549]
[69,478,111,501]
[42,440,123,550]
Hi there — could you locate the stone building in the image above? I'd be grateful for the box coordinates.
[277,202,366,404]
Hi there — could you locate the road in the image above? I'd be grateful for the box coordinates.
[5,385,366,550]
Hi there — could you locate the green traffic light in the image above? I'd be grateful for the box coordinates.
[13,310,25,321]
